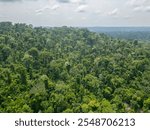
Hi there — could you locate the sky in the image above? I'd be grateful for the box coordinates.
[0,0,150,27]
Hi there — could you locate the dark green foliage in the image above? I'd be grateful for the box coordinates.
[0,22,150,113]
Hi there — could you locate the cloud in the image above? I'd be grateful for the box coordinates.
[145,6,150,12]
[0,0,37,2]
[133,5,150,12]
[126,0,149,7]
[126,0,137,6]
[70,0,85,4]
[35,4,60,15]
[75,4,88,13]
[0,0,20,2]
[123,15,132,19]
[55,0,86,4]
[108,8,118,16]
[35,5,51,13]
[67,16,73,20]
[51,4,60,10]
[81,16,86,20]
[95,10,101,15]
[35,12,42,15]
[133,6,144,11]
[56,0,70,3]
[0,14,3,18]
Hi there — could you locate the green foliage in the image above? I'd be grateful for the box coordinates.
[99,99,115,113]
[143,98,150,112]
[0,22,150,113]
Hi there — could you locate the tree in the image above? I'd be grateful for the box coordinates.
[16,65,27,85]
[143,98,150,112]
[39,50,52,67]
[0,45,11,61]
[99,99,115,113]
[28,47,39,60]
[0,22,150,113]
[83,74,100,93]
[22,53,33,71]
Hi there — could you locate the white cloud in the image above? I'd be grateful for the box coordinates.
[35,5,50,13]
[0,14,3,18]
[0,0,38,2]
[133,6,144,11]
[95,10,101,15]
[126,0,150,7]
[55,0,70,3]
[145,6,150,12]
[127,0,145,6]
[1,0,150,26]
[36,12,42,15]
[67,16,73,20]
[55,0,85,4]
[132,5,150,12]
[70,0,85,4]
[108,8,118,16]
[81,16,86,20]
[75,4,88,12]
[123,15,132,19]
[35,9,43,13]
[51,4,60,10]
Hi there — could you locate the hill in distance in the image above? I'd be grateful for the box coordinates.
[88,27,150,40]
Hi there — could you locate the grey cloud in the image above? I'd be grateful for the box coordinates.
[75,4,88,13]
[51,4,60,10]
[133,6,144,11]
[108,8,118,16]
[132,5,150,12]
[126,0,150,7]
[56,0,86,4]
[0,0,38,2]
[0,0,85,4]
[35,5,51,13]
[56,0,70,3]
[145,6,150,12]
[71,0,85,4]
[0,0,21,2]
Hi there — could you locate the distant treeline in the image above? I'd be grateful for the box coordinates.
[88,27,150,40]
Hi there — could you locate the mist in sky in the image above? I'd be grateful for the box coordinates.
[0,0,150,27]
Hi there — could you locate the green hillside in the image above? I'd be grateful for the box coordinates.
[0,22,150,113]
